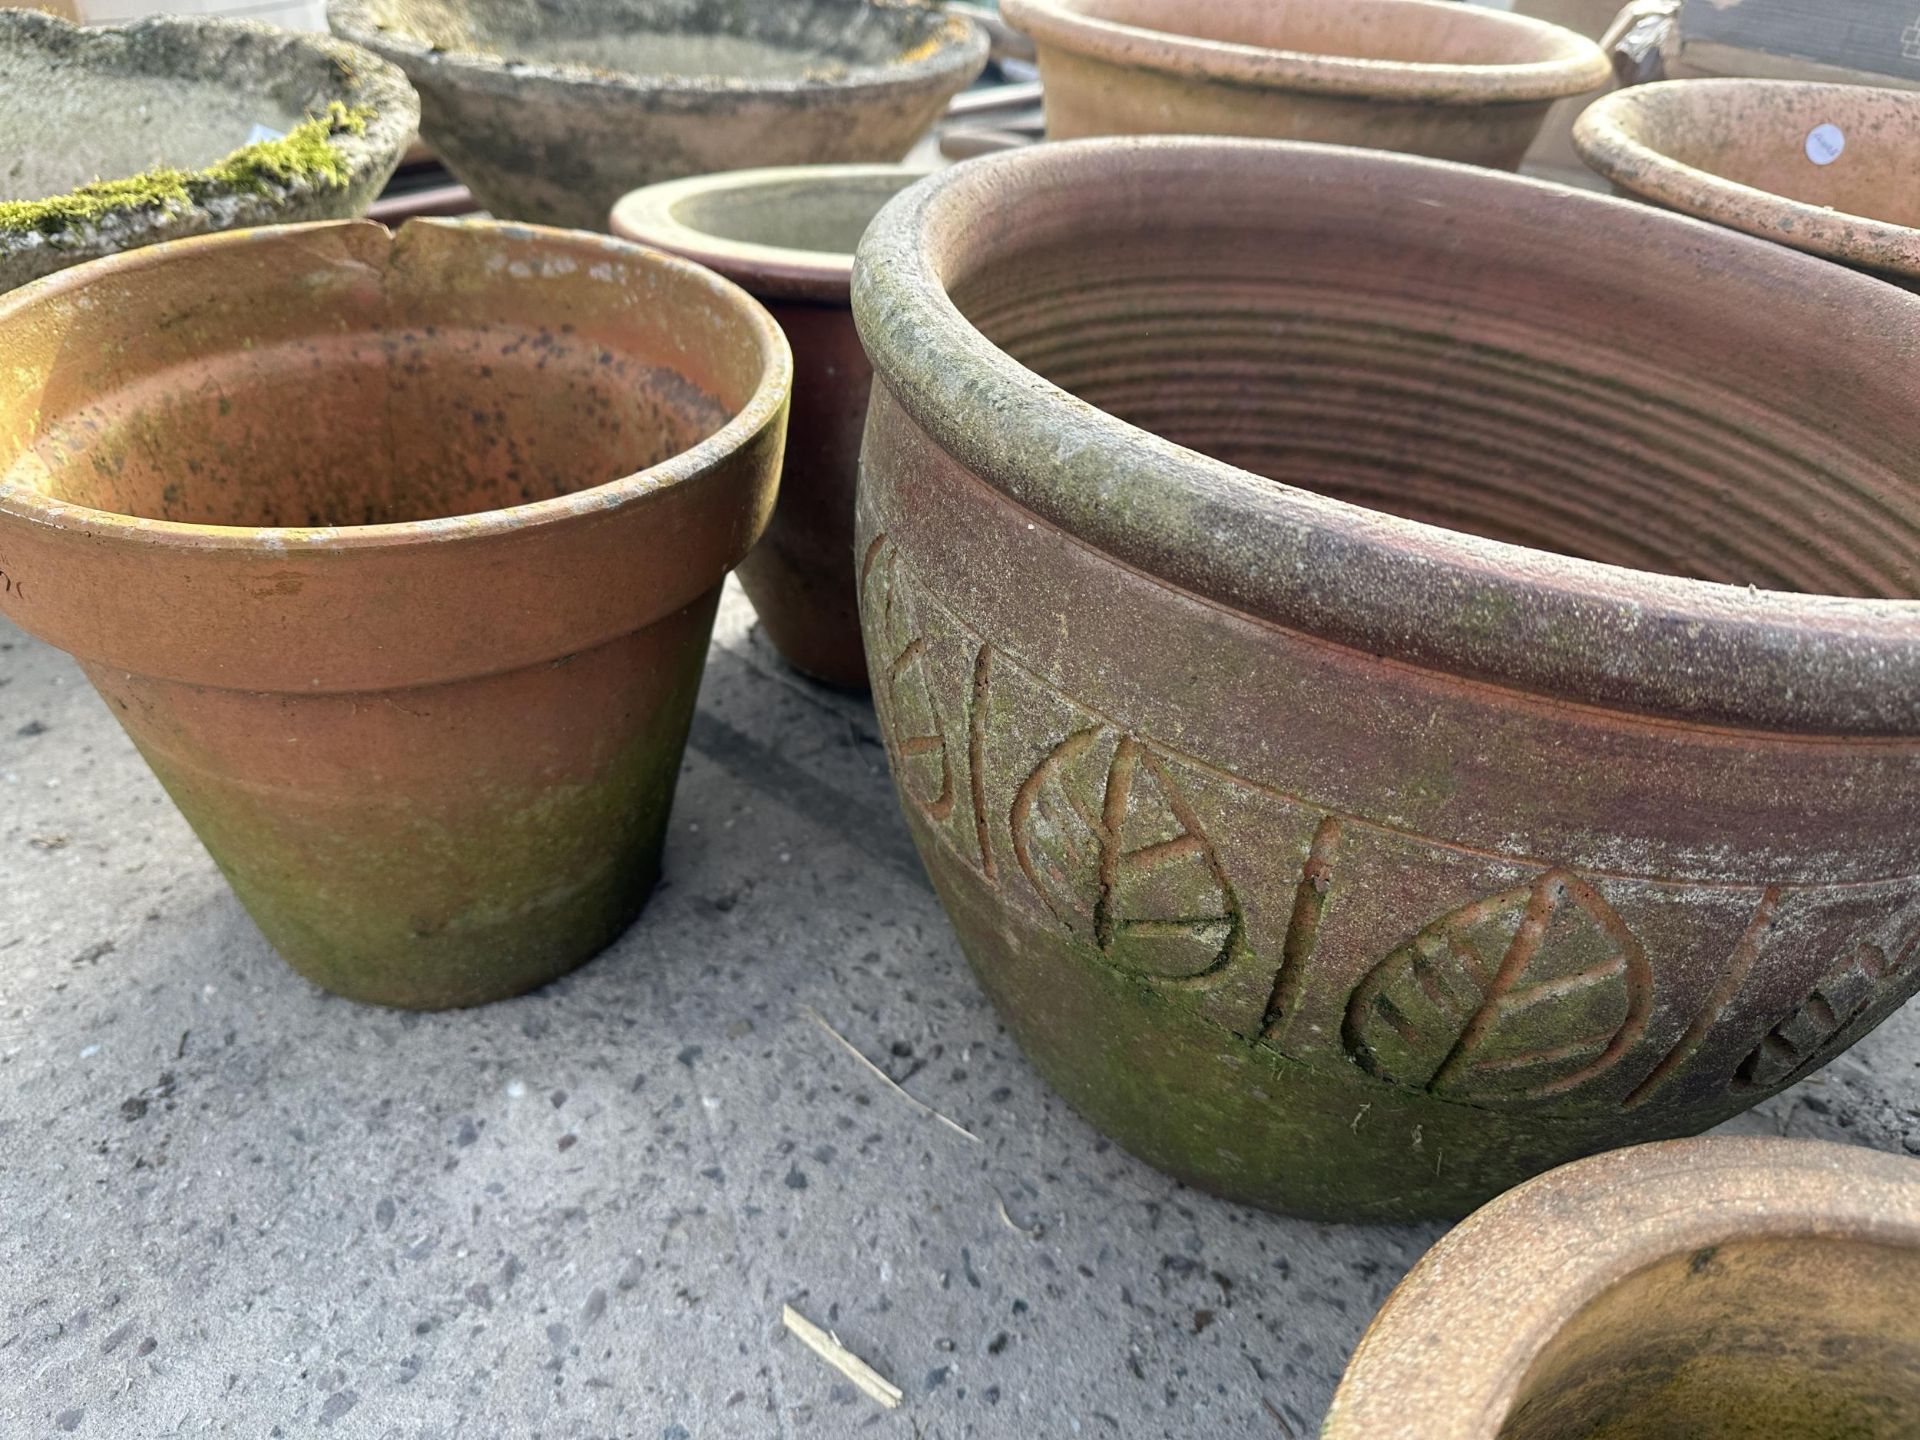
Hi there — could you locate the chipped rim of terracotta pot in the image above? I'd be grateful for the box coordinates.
[999,0,1611,105]
[0,11,418,245]
[1573,79,1920,283]
[1320,1136,1920,1440]
[327,0,988,108]
[609,163,931,304]
[851,137,1920,736]
[0,216,792,559]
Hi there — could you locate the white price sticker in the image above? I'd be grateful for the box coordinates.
[1806,123,1846,166]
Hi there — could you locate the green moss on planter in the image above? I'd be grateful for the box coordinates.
[0,102,374,239]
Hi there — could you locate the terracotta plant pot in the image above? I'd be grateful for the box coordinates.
[998,0,1610,169]
[1574,79,1920,289]
[0,11,416,292]
[1324,1137,1920,1438]
[328,0,988,230]
[0,219,790,1010]
[612,164,927,690]
[850,137,1920,1220]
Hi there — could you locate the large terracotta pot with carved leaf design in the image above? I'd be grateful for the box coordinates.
[850,138,1920,1220]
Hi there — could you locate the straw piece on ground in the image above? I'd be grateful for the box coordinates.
[800,1005,982,1145]
[781,1304,904,1409]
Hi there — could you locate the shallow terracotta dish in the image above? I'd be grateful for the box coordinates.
[0,219,790,1010]
[329,0,986,230]
[1574,79,1920,289]
[0,11,415,291]
[851,137,1920,1219]
[1324,1137,1920,1438]
[613,164,927,689]
[999,0,1609,168]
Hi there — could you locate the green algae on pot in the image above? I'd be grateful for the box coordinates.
[0,219,791,1009]
[612,163,929,689]
[1324,1138,1920,1439]
[0,11,416,291]
[1000,0,1610,169]
[1574,80,1920,290]
[328,0,987,230]
[851,138,1920,1220]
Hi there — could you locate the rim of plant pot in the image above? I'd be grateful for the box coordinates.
[1573,79,1920,283]
[0,11,418,288]
[610,164,931,304]
[850,137,1920,737]
[328,0,988,109]
[1321,1136,1920,1440]
[999,0,1611,105]
[0,217,793,692]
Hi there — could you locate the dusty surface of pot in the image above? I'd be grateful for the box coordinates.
[328,0,986,230]
[613,164,927,689]
[1323,1137,1920,1438]
[1574,79,1920,288]
[0,11,416,291]
[0,219,791,1009]
[999,0,1610,169]
[851,136,1920,1219]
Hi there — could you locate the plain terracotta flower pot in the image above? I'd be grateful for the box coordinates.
[0,11,416,292]
[851,137,1920,1220]
[1574,79,1920,289]
[1324,1137,1920,1439]
[612,164,927,690]
[327,0,987,230]
[0,219,790,1010]
[999,0,1611,169]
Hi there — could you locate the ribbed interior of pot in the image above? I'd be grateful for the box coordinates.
[365,0,951,77]
[946,192,1920,600]
[1065,0,1579,65]
[1497,1238,1920,1439]
[4,228,751,528]
[670,172,920,256]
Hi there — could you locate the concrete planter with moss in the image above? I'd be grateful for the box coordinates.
[0,11,416,291]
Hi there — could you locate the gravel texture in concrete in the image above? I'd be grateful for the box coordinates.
[4,585,1917,1438]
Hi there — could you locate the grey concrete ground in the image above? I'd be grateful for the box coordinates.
[3,586,1918,1440]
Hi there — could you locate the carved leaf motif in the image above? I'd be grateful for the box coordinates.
[1344,871,1653,1104]
[866,543,953,823]
[1010,728,1241,982]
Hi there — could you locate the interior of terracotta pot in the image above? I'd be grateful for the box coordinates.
[669,170,922,256]
[1612,84,1920,229]
[363,0,954,78]
[1497,1237,1920,1439]
[943,161,1920,600]
[1054,0,1584,66]
[0,222,768,528]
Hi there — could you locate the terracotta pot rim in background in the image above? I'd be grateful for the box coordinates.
[610,163,931,305]
[1320,1137,1920,1440]
[1573,79,1920,283]
[0,217,793,558]
[851,136,1920,736]
[327,0,988,106]
[998,0,1611,105]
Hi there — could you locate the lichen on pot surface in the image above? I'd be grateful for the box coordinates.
[1323,1138,1920,1439]
[328,0,987,229]
[612,163,930,689]
[851,138,1920,1219]
[0,11,416,291]
[1574,80,1920,290]
[1000,0,1610,169]
[0,219,791,1010]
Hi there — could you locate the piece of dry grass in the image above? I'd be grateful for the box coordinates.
[781,1304,904,1409]
[800,1006,981,1145]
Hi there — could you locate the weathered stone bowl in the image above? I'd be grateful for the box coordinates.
[1574,79,1920,290]
[0,11,416,291]
[329,0,987,230]
[999,0,1610,169]
[612,164,929,689]
[851,137,1920,1220]
[1324,1138,1920,1438]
